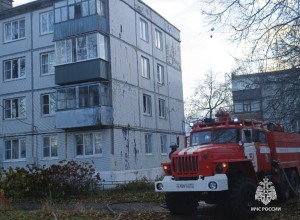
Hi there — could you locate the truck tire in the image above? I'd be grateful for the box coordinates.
[288,169,299,197]
[229,177,257,218]
[165,192,199,215]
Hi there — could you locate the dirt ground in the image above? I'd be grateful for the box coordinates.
[7,197,300,220]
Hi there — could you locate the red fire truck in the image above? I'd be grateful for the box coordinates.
[155,109,300,217]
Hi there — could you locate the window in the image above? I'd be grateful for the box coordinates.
[141,56,150,78]
[41,93,55,116]
[97,0,105,16]
[234,100,261,113]
[40,11,54,34]
[4,97,26,119]
[55,0,100,23]
[4,57,25,80]
[57,84,108,110]
[5,139,26,160]
[145,133,153,154]
[79,84,100,107]
[157,64,164,84]
[243,130,252,143]
[143,94,152,116]
[160,135,167,154]
[155,29,163,50]
[57,88,76,110]
[243,101,251,112]
[4,19,25,42]
[214,129,240,144]
[253,130,266,143]
[55,33,107,65]
[234,102,243,113]
[43,135,58,158]
[139,18,148,41]
[41,52,54,75]
[251,100,261,112]
[76,132,102,156]
[159,98,166,118]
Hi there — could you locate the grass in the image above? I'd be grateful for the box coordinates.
[0,180,299,220]
[0,181,168,220]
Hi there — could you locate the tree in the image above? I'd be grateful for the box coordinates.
[202,1,300,130]
[186,70,232,120]
[202,0,300,71]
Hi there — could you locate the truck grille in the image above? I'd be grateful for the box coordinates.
[172,155,200,174]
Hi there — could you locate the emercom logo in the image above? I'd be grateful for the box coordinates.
[251,177,281,212]
[255,177,277,205]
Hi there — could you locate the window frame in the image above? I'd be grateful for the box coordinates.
[155,28,163,50]
[234,100,261,113]
[139,18,149,42]
[3,97,26,119]
[55,32,107,65]
[3,57,26,81]
[75,132,103,157]
[42,135,58,158]
[41,93,56,116]
[141,56,150,79]
[160,134,167,155]
[40,11,54,35]
[143,94,152,116]
[40,52,55,75]
[4,18,25,43]
[56,83,108,111]
[4,138,26,161]
[145,133,153,154]
[54,0,100,23]
[158,98,166,118]
[157,64,164,84]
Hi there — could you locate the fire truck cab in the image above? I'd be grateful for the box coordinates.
[155,109,300,217]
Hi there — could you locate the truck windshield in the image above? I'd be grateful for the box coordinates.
[190,130,212,146]
[190,128,240,146]
[214,129,240,144]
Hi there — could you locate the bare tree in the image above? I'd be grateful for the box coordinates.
[202,0,300,71]
[202,1,300,130]
[186,70,232,120]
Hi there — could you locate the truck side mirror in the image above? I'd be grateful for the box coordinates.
[169,144,179,159]
[238,140,244,147]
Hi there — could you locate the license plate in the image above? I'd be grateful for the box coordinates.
[176,183,194,189]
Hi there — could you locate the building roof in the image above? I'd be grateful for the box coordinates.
[232,68,300,80]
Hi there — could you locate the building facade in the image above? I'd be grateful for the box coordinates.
[232,68,300,131]
[0,0,184,182]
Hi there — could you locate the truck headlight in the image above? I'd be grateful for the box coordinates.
[156,183,164,190]
[208,181,217,190]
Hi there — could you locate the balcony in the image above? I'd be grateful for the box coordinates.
[55,83,112,129]
[55,106,112,129]
[55,59,108,85]
[53,14,107,41]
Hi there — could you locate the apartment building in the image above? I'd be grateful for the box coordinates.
[232,68,300,131]
[0,0,184,182]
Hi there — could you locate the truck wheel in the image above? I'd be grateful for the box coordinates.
[288,169,299,197]
[165,192,199,215]
[229,177,257,218]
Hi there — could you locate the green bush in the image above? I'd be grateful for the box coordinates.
[0,160,100,198]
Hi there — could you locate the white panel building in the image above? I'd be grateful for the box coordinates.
[0,0,184,182]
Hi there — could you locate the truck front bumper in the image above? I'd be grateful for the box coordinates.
[155,174,228,192]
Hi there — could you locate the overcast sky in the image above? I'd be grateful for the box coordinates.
[14,0,237,98]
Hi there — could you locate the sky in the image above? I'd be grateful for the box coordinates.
[14,0,237,99]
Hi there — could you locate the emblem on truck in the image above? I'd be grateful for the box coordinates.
[255,177,277,205]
